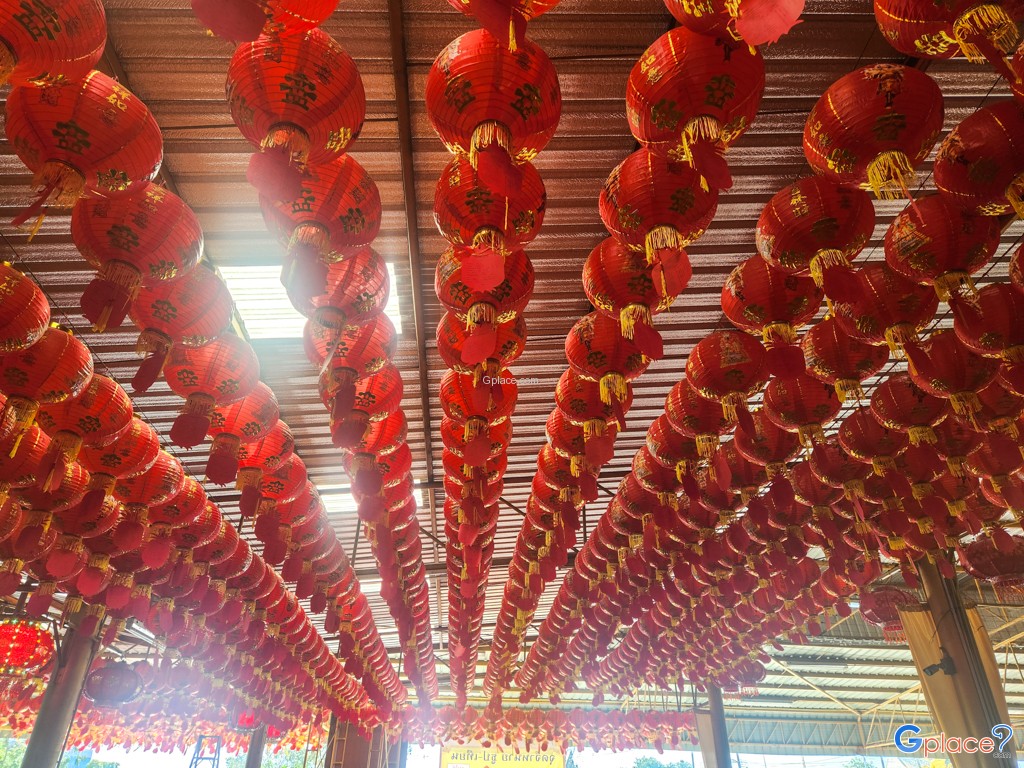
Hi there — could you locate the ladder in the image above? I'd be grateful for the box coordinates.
[189,735,223,768]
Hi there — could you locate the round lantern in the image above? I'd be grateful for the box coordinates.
[328,366,404,450]
[163,334,261,448]
[0,0,106,88]
[662,0,805,46]
[237,421,295,514]
[128,265,233,394]
[565,312,650,406]
[838,406,909,476]
[76,417,160,515]
[289,246,390,330]
[859,585,917,642]
[72,183,203,332]
[756,176,876,287]
[5,71,163,221]
[0,325,93,443]
[554,370,632,469]
[960,535,1024,601]
[192,0,339,42]
[436,312,526,378]
[84,659,142,706]
[722,254,823,377]
[599,148,719,297]
[205,382,279,485]
[802,315,890,401]
[0,263,49,354]
[803,64,944,199]
[871,371,949,445]
[934,99,1024,216]
[0,619,54,676]
[425,28,560,196]
[626,27,763,189]
[762,372,842,447]
[831,261,939,357]
[885,194,1000,300]
[226,29,365,199]
[733,407,801,477]
[664,377,735,459]
[444,0,559,50]
[951,282,1024,363]
[904,329,999,420]
[685,329,768,420]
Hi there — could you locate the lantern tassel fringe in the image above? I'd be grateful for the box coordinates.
[866,150,915,200]
[933,271,976,302]
[619,304,651,341]
[953,3,1019,62]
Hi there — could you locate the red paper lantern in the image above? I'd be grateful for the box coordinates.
[163,334,261,448]
[722,254,823,378]
[0,0,106,88]
[425,29,560,196]
[327,365,405,450]
[0,619,54,676]
[802,315,890,401]
[113,451,185,511]
[934,99,1024,216]
[0,326,93,443]
[288,247,390,333]
[804,64,944,199]
[664,377,736,459]
[733,407,801,477]
[871,371,948,445]
[436,312,526,376]
[0,425,49,505]
[885,194,1000,301]
[951,282,1024,363]
[859,585,917,642]
[206,382,280,486]
[191,0,339,42]
[599,148,719,297]
[444,0,560,50]
[662,0,805,46]
[148,476,207,530]
[904,329,999,420]
[76,418,160,515]
[626,27,763,189]
[960,535,1024,601]
[810,439,872,500]
[685,330,768,419]
[227,29,365,199]
[554,370,631,469]
[36,374,132,492]
[762,372,841,447]
[237,421,295,514]
[969,379,1024,434]
[0,263,49,354]
[565,312,650,406]
[128,265,233,394]
[5,72,163,221]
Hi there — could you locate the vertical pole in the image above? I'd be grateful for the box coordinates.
[695,686,731,768]
[21,617,98,768]
[244,726,266,768]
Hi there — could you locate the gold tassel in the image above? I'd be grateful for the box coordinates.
[644,225,684,267]
[947,498,967,518]
[908,425,936,446]
[471,226,508,255]
[953,3,1019,60]
[675,460,690,484]
[911,482,933,501]
[1002,345,1024,364]
[262,124,312,165]
[949,391,981,418]
[762,322,797,348]
[599,372,627,406]
[136,328,173,360]
[809,249,849,287]
[872,456,895,476]
[797,424,825,448]
[884,322,918,358]
[620,304,651,341]
[569,454,583,478]
[834,379,865,403]
[933,271,977,302]
[843,479,865,500]
[721,394,745,423]
[466,302,497,329]
[679,115,723,191]
[866,150,915,200]
[462,416,487,443]
[289,222,330,259]
[1004,173,1024,218]
[34,161,87,209]
[947,456,966,478]
[695,433,719,459]
[0,42,14,88]
[582,418,605,440]
[469,121,514,170]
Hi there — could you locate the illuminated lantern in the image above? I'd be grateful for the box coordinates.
[884,194,1000,300]
[436,247,534,365]
[599,148,719,297]
[934,100,1024,217]
[762,373,841,447]
[436,312,526,378]
[84,659,142,706]
[425,29,560,195]
[626,27,763,189]
[128,265,233,394]
[0,326,93,443]
[305,312,396,383]
[205,382,279,486]
[192,0,339,42]
[5,72,162,222]
[36,375,132,492]
[733,407,801,477]
[565,313,650,406]
[664,377,735,460]
[838,406,909,476]
[289,247,390,331]
[904,329,999,421]
[328,366,405,450]
[262,155,382,286]
[685,330,768,420]
[802,315,890,401]
[227,29,365,199]
[662,0,805,46]
[722,255,823,377]
[831,262,939,357]
[803,64,944,199]
[0,263,49,353]
[0,619,54,676]
[871,372,948,445]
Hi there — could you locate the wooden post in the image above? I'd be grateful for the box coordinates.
[695,686,731,768]
[244,726,267,768]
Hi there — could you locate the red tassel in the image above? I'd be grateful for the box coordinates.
[476,143,523,198]
[205,447,239,486]
[191,0,266,41]
[141,536,173,569]
[282,552,303,582]
[460,323,498,366]
[736,406,756,437]
[353,466,383,497]
[114,519,145,552]
[36,446,69,493]
[460,249,504,293]
[239,484,261,517]
[310,590,327,613]
[467,0,528,49]
[247,148,303,202]
[332,412,370,450]
[282,243,329,308]
[0,571,21,597]
[463,432,492,467]
[332,380,357,423]
[26,590,53,618]
[713,450,732,491]
[632,320,664,361]
[652,249,692,298]
[584,433,615,467]
[765,343,806,379]
[132,348,169,394]
[169,411,212,449]
[458,522,477,547]
[991,525,1016,553]
[688,141,733,190]
[578,473,598,502]
[296,570,315,599]
[325,610,340,635]
[735,0,805,45]
[821,264,861,304]
[263,538,287,566]
[80,278,132,333]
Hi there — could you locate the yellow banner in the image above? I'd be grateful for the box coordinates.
[440,746,564,768]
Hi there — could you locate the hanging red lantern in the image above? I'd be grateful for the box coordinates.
[968,379,1024,435]
[306,312,396,377]
[554,370,631,469]
[804,64,944,199]
[762,372,841,447]
[0,325,93,444]
[191,0,339,42]
[965,431,1024,491]
[288,246,390,331]
[859,585,917,642]
[149,476,207,530]
[227,29,365,200]
[665,377,736,460]
[205,382,279,486]
[425,28,560,196]
[76,418,160,519]
[871,372,949,445]
[237,421,295,514]
[960,535,1024,601]
[722,254,823,378]
[0,263,49,354]
[0,618,54,676]
[884,194,1000,301]
[0,0,106,88]
[0,426,49,507]
[328,366,405,450]
[626,27,763,190]
[565,312,650,407]
[599,148,719,297]
[904,329,999,422]
[5,72,163,223]
[733,407,801,477]
[932,416,984,477]
[802,315,890,402]
[35,374,132,493]
[128,265,233,394]
[838,406,909,476]
[685,329,768,421]
[163,334,261,448]
[436,312,526,377]
[662,0,805,46]
[951,282,1024,363]
[831,261,939,357]
[810,439,872,500]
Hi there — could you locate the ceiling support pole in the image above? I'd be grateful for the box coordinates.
[21,613,99,768]
[244,726,267,768]
[695,686,731,768]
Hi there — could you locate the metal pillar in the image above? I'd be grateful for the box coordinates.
[916,559,1017,767]
[244,726,266,768]
[695,686,731,768]
[21,617,98,768]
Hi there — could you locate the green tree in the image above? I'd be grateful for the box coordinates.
[0,738,27,768]
[225,743,326,768]
[632,756,693,768]
[842,758,875,768]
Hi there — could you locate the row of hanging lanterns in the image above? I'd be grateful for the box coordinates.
[422,0,563,706]
[201,0,439,701]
